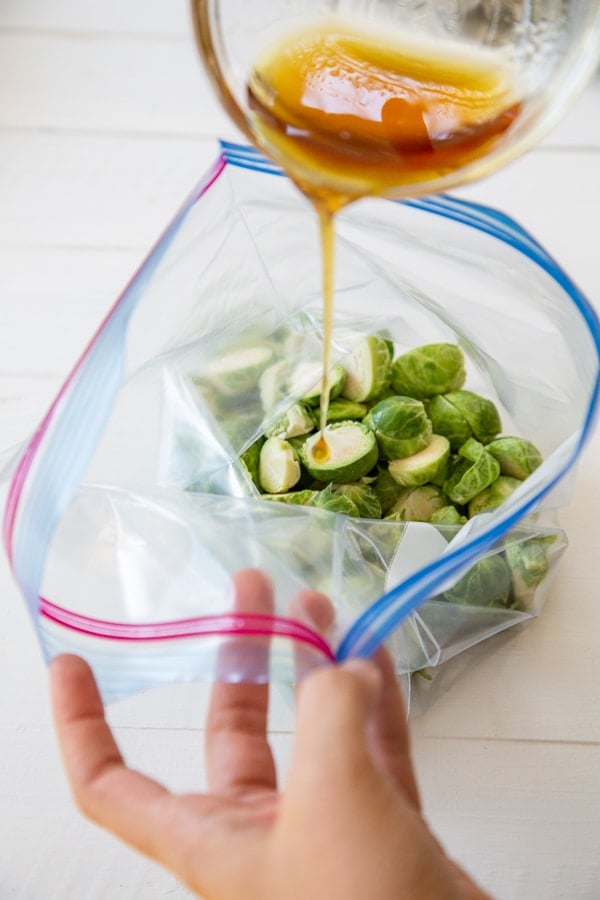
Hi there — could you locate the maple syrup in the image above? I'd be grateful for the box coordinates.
[312,433,331,464]
[247,20,521,207]
[246,20,521,450]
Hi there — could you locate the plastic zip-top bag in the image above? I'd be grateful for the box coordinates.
[2,142,599,704]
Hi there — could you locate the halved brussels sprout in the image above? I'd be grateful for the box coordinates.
[301,422,379,483]
[266,402,315,439]
[203,345,274,397]
[443,438,501,505]
[391,343,465,400]
[385,484,449,522]
[259,436,301,493]
[486,436,543,480]
[364,396,432,460]
[299,362,346,408]
[341,335,393,402]
[468,475,521,517]
[443,555,512,607]
[259,360,345,410]
[240,437,264,489]
[259,361,287,410]
[388,434,450,487]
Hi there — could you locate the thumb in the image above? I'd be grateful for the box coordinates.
[288,660,383,793]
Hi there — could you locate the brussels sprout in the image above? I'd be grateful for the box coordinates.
[427,390,501,450]
[388,434,450,487]
[259,361,287,410]
[443,555,511,607]
[321,399,368,423]
[266,403,315,439]
[391,343,466,399]
[340,335,393,402]
[459,436,494,464]
[413,668,433,681]
[468,475,521,517]
[443,438,501,505]
[425,394,472,451]
[505,538,549,606]
[301,422,379,483]
[444,390,501,443]
[372,467,403,515]
[286,434,311,453]
[364,396,432,460]
[385,484,449,522]
[332,483,383,519]
[259,360,345,410]
[262,489,318,506]
[311,484,360,516]
[203,345,274,397]
[259,437,301,493]
[298,362,346,407]
[240,437,264,489]
[382,337,395,359]
[486,436,543,480]
[430,505,468,526]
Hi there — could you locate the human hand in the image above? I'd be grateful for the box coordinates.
[50,569,490,900]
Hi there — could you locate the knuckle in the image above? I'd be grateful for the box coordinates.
[72,784,98,821]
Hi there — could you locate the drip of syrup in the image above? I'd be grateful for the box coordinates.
[312,433,331,464]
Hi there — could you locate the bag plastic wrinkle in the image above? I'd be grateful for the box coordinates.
[2,141,599,704]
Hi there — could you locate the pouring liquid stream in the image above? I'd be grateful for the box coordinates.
[313,204,335,463]
[247,19,522,458]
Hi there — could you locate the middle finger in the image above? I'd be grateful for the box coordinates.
[205,569,277,797]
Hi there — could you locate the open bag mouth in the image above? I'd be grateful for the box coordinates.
[2,141,600,703]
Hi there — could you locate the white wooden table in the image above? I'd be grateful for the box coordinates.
[1,3,599,897]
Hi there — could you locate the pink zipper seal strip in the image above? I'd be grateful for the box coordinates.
[40,596,336,662]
